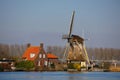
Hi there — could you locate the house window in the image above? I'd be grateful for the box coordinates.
[39,54,42,58]
[45,61,47,66]
[30,53,35,58]
[43,54,45,58]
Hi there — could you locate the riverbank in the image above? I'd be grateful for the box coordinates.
[109,66,120,72]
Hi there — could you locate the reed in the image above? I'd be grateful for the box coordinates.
[109,66,120,72]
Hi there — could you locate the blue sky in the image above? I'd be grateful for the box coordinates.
[0,0,120,48]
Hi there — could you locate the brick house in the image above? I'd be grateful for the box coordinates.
[22,43,58,70]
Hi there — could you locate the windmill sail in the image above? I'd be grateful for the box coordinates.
[68,11,75,38]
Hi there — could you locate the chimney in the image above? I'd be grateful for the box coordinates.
[40,43,44,48]
[27,43,31,48]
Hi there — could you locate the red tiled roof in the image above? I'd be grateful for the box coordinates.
[22,46,40,61]
[47,53,58,59]
[22,46,58,61]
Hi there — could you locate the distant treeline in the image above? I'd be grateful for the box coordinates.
[0,43,120,60]
[46,46,120,60]
[0,43,27,59]
[87,48,120,60]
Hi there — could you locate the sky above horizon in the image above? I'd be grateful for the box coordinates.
[0,0,120,48]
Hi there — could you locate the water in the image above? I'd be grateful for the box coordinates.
[0,72,120,80]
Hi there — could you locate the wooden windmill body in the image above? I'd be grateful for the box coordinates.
[62,11,90,65]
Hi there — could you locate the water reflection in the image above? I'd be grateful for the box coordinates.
[0,72,120,80]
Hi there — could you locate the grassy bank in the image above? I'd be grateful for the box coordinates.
[109,66,120,72]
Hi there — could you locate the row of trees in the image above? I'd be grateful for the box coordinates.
[46,46,120,60]
[0,43,27,59]
[87,48,120,60]
[0,43,120,60]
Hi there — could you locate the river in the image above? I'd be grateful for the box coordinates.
[0,72,120,80]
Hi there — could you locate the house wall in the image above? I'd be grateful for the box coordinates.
[35,47,48,69]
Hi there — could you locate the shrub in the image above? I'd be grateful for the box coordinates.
[0,65,4,71]
[74,63,81,70]
[68,63,81,70]
[68,63,75,69]
[16,60,35,70]
[50,63,55,68]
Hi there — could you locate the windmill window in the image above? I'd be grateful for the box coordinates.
[30,53,35,58]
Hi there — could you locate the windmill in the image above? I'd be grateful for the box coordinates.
[62,11,90,66]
